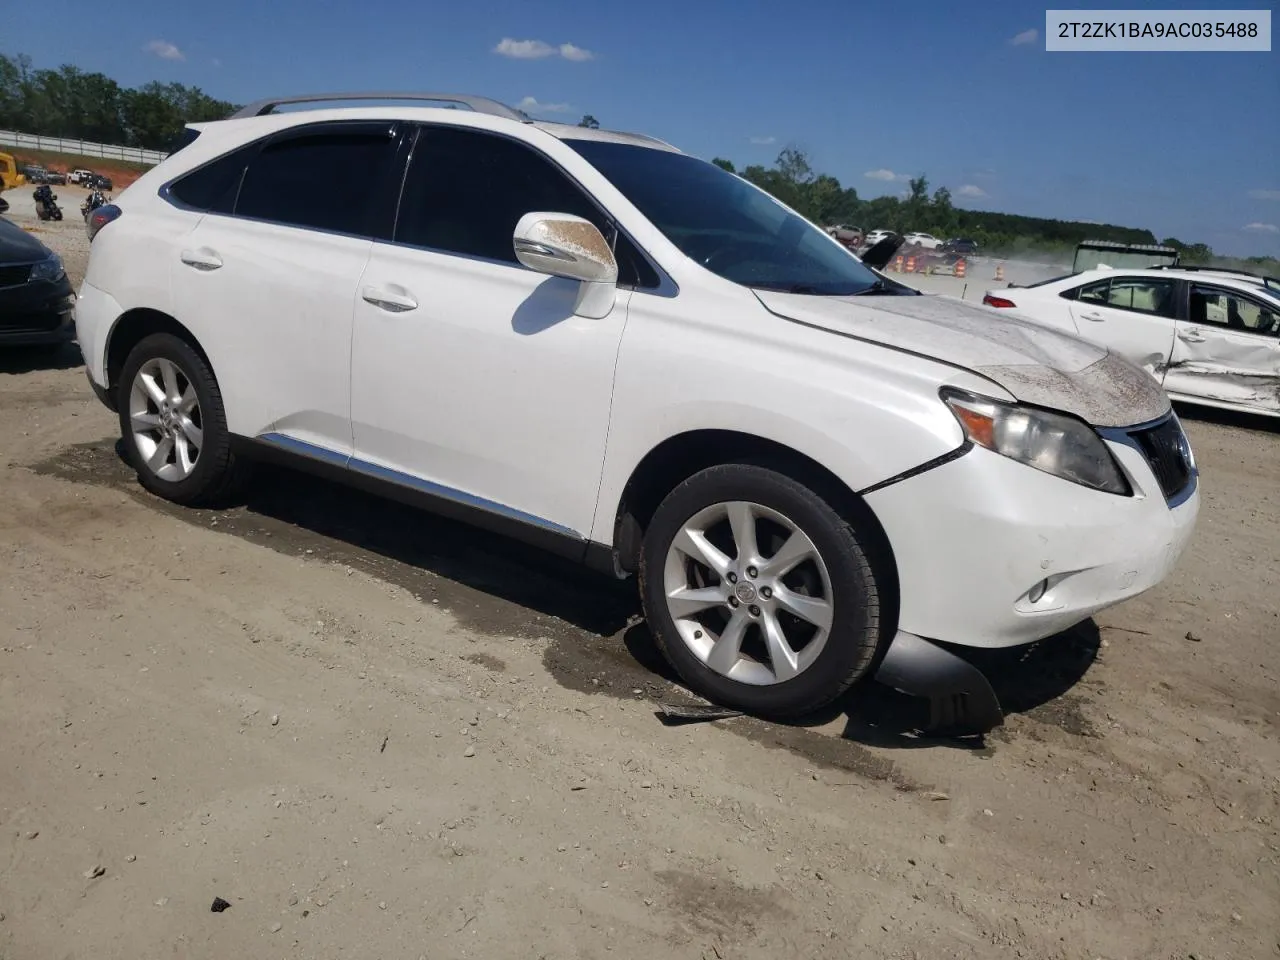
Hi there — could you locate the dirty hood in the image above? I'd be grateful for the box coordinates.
[755,290,1170,428]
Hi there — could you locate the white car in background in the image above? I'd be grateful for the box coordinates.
[73,91,1200,731]
[902,232,940,249]
[862,228,893,248]
[983,267,1280,417]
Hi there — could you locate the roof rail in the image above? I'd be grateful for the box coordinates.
[229,92,529,122]
[1148,263,1280,285]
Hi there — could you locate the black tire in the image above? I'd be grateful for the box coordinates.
[117,332,249,506]
[639,464,887,719]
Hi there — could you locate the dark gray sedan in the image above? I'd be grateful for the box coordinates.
[0,215,75,346]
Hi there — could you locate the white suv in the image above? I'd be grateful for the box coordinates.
[75,92,1200,728]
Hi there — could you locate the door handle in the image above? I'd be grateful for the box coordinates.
[180,248,223,271]
[1080,311,1105,322]
[361,285,418,313]
[1178,330,1206,343]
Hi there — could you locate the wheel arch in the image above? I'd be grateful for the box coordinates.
[608,428,900,625]
[105,309,214,397]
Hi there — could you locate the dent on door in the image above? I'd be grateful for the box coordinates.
[1166,332,1280,412]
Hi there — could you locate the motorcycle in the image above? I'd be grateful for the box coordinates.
[81,188,107,221]
[33,184,63,221]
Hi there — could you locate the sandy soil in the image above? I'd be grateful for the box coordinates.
[0,218,1278,960]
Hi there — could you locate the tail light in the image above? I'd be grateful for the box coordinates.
[87,204,121,242]
[983,294,1016,308]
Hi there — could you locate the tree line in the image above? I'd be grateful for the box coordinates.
[714,148,1277,270]
[0,53,238,152]
[712,148,1158,255]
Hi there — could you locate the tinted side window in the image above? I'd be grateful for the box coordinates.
[167,142,258,213]
[1105,277,1175,317]
[1076,280,1110,304]
[1190,284,1280,336]
[1077,277,1175,318]
[235,126,395,235]
[396,126,655,287]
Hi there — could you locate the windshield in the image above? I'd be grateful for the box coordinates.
[564,139,883,295]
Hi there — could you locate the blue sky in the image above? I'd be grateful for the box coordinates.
[6,0,1278,255]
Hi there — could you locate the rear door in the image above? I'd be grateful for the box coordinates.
[1165,282,1280,414]
[1064,274,1178,377]
[169,120,401,451]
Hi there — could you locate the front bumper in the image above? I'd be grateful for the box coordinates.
[865,427,1199,650]
[0,276,75,345]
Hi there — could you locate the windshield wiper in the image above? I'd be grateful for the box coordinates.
[851,279,891,295]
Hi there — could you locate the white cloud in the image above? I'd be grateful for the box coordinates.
[749,136,777,145]
[493,38,595,60]
[517,96,574,114]
[865,168,908,182]
[558,42,595,62]
[144,39,185,61]
[1248,189,1280,201]
[1243,222,1279,233]
[1009,28,1038,46]
[957,184,987,198]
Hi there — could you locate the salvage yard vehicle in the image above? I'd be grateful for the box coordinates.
[74,91,1200,731]
[983,268,1280,418]
[0,215,75,346]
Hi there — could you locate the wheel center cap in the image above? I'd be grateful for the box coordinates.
[734,581,757,604]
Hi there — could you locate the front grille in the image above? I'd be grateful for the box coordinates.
[0,264,32,288]
[1130,416,1193,501]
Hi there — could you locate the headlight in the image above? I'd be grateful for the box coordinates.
[941,388,1130,495]
[30,255,65,283]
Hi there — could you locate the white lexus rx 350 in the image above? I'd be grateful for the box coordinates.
[74,93,1200,729]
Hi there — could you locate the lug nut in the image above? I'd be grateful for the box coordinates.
[728,596,739,608]
[726,572,737,584]
[746,566,758,578]
[760,586,772,599]
[748,605,761,617]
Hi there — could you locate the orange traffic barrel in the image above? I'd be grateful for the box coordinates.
[955,258,966,278]
[892,255,904,272]
[905,255,916,273]
[994,263,1005,281]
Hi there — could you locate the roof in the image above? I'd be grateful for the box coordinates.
[215,91,680,153]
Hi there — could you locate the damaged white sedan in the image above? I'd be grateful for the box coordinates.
[984,267,1280,417]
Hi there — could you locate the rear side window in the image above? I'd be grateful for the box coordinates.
[1076,277,1176,318]
[234,125,396,236]
[167,142,258,213]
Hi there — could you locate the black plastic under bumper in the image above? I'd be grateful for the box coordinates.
[874,631,1004,735]
[0,278,75,346]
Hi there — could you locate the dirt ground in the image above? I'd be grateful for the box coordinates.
[1,206,1278,960]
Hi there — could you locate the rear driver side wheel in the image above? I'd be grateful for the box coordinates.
[639,464,888,719]
[117,333,247,506]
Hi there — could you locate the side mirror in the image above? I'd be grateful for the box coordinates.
[513,212,618,319]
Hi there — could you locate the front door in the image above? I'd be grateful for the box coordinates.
[1066,274,1178,377]
[350,123,636,541]
[1164,282,1280,414]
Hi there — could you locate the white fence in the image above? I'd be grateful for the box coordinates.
[0,130,167,166]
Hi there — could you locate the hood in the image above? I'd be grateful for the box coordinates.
[0,216,53,265]
[754,290,1170,428]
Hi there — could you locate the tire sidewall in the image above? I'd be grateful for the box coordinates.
[117,333,227,504]
[640,464,884,717]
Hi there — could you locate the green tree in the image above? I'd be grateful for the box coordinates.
[578,114,599,129]
[711,157,736,173]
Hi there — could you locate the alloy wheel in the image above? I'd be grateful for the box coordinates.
[128,357,203,482]
[662,500,834,686]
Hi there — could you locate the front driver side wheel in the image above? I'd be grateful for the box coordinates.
[639,464,888,719]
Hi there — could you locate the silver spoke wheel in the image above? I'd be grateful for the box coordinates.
[663,500,834,686]
[129,357,203,482]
